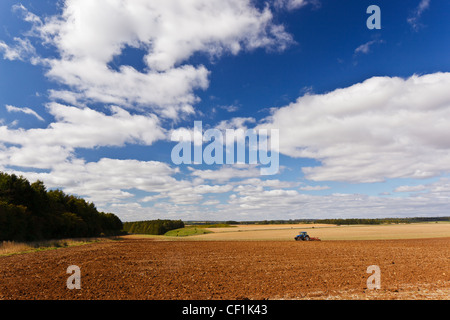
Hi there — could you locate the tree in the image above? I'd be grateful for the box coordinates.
[0,172,123,241]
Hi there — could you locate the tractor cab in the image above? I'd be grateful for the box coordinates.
[294,231,310,241]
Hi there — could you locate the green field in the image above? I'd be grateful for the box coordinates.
[164,226,212,237]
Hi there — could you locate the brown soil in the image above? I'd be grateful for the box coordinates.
[0,238,449,300]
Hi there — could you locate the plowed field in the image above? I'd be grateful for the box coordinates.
[1,238,449,300]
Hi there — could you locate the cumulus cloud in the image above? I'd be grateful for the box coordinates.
[3,1,448,221]
[5,158,178,208]
[217,178,449,219]
[258,72,450,183]
[214,117,256,131]
[6,154,450,221]
[394,184,427,193]
[236,178,299,189]
[227,189,450,220]
[10,0,293,118]
[0,103,165,168]
[0,0,300,220]
[190,165,262,183]
[299,185,330,191]
[394,178,450,197]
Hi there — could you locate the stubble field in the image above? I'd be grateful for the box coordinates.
[185,222,450,241]
[0,223,449,300]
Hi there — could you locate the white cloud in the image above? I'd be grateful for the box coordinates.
[218,104,239,112]
[258,72,450,183]
[228,190,450,219]
[190,165,261,183]
[300,185,330,191]
[106,178,450,220]
[394,178,450,197]
[12,0,293,119]
[0,0,300,220]
[0,143,71,170]
[6,154,450,221]
[5,158,178,208]
[236,178,299,189]
[6,105,44,121]
[0,38,37,63]
[407,0,430,30]
[146,182,235,205]
[214,117,256,131]
[3,1,449,222]
[25,105,158,147]
[394,185,427,193]
[45,60,210,119]
[0,103,165,169]
[193,184,234,194]
[354,39,384,55]
[12,4,43,28]
[202,200,221,206]
[274,0,309,11]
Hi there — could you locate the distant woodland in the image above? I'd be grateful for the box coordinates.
[123,220,184,235]
[188,217,450,225]
[0,172,123,242]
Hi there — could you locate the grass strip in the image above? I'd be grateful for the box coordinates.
[0,237,118,257]
[164,227,213,237]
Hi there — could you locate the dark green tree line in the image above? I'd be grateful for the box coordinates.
[123,219,184,235]
[0,172,123,241]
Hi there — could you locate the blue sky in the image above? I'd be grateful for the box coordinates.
[1,0,450,221]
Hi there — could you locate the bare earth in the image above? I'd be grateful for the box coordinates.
[1,237,449,300]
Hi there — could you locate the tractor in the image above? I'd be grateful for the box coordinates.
[294,231,320,241]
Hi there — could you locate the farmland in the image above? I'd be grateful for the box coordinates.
[0,223,449,300]
[184,222,450,241]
